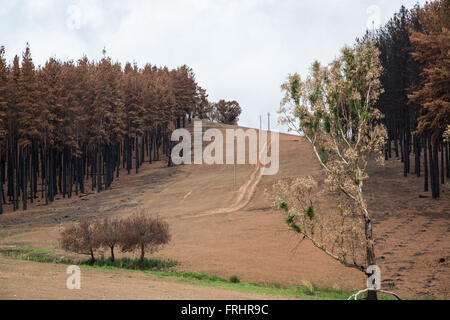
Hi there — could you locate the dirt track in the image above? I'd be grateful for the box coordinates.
[0,121,448,299]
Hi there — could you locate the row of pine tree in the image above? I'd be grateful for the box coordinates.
[363,0,449,198]
[0,45,227,213]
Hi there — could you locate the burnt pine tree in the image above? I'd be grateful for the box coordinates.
[0,44,238,213]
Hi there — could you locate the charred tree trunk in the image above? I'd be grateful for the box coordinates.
[127,136,132,174]
[433,143,439,198]
[22,147,27,211]
[428,136,436,199]
[423,137,428,192]
[414,135,420,177]
[0,152,3,214]
[135,136,139,174]
[140,244,145,263]
[149,131,153,164]
[440,143,444,185]
[97,146,102,193]
[446,142,449,179]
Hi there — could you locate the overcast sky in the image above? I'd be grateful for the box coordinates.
[0,0,427,132]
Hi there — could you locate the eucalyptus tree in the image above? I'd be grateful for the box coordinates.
[275,41,387,300]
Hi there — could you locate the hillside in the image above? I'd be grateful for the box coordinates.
[0,121,448,299]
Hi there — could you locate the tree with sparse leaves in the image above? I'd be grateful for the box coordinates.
[120,210,171,263]
[60,218,101,261]
[275,40,388,300]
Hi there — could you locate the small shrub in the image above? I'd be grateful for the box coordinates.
[60,208,172,263]
[60,218,101,261]
[301,280,316,295]
[96,218,121,262]
[120,210,171,263]
[230,275,240,283]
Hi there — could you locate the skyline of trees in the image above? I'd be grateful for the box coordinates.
[0,44,240,213]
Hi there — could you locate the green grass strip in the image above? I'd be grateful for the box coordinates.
[0,245,421,300]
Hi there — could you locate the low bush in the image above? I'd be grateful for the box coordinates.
[60,218,100,261]
[300,280,316,296]
[59,209,171,263]
[120,210,171,263]
[95,218,121,262]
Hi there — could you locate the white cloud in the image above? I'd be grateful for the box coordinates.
[1,0,428,132]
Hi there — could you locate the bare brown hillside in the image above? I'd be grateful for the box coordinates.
[0,121,448,299]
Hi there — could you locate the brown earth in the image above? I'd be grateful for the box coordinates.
[0,121,448,299]
[0,256,287,300]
